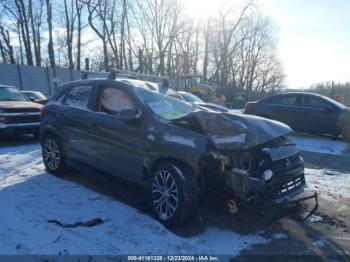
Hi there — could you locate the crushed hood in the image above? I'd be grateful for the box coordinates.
[172,110,292,151]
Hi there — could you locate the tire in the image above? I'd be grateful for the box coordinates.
[148,162,200,227]
[42,134,67,175]
[341,124,350,142]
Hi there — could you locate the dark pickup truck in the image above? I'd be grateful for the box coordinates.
[0,85,42,138]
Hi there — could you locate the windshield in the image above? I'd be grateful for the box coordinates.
[135,88,195,120]
[180,92,204,103]
[0,87,28,102]
[23,91,47,100]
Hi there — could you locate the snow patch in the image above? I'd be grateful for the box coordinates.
[306,215,323,223]
[289,135,347,155]
[163,133,196,148]
[305,168,350,200]
[0,143,274,255]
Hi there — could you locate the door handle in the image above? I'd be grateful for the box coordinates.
[57,112,64,118]
[91,123,99,129]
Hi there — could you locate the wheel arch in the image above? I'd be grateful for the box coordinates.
[143,157,197,183]
[40,128,66,157]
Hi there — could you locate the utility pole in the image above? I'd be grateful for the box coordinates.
[330,80,335,99]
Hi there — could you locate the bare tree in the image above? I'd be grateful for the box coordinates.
[0,25,15,64]
[63,0,76,69]
[29,0,43,66]
[82,0,120,70]
[3,0,34,65]
[202,18,211,81]
[135,0,181,75]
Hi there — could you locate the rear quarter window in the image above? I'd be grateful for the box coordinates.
[58,85,92,109]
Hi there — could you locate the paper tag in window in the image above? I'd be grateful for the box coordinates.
[148,100,173,114]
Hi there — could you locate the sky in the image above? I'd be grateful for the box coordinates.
[185,0,350,88]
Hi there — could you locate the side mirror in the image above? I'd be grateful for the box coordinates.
[29,97,37,102]
[119,108,141,120]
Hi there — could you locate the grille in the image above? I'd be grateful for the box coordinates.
[3,114,40,123]
[3,108,39,113]
[263,174,305,201]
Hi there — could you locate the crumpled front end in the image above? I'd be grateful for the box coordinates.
[171,109,306,207]
[200,136,306,206]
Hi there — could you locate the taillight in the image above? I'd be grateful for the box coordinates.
[244,102,251,111]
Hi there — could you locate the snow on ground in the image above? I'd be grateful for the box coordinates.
[305,168,350,200]
[1,142,349,255]
[289,135,348,155]
[0,143,276,255]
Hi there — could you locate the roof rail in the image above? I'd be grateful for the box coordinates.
[108,71,117,79]
[81,69,168,83]
[81,71,91,79]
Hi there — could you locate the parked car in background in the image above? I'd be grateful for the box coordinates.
[22,91,48,105]
[178,91,229,112]
[0,85,42,138]
[244,92,350,141]
[40,75,307,226]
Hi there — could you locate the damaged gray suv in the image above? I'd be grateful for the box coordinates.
[40,75,306,226]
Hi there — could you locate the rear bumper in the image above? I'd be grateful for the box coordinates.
[0,122,40,135]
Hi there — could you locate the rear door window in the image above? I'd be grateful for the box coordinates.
[264,95,299,106]
[60,86,92,109]
[280,95,299,106]
[304,96,330,109]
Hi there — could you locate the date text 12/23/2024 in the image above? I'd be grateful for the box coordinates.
[127,256,219,261]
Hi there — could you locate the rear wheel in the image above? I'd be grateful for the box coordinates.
[148,162,199,226]
[42,134,66,175]
[341,124,350,142]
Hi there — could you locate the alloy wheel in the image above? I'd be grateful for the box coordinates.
[44,139,60,170]
[152,170,178,220]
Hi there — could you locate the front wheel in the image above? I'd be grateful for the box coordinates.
[42,134,67,175]
[148,163,199,227]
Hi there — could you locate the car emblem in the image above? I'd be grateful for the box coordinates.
[286,157,291,166]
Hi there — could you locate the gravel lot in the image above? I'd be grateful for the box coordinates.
[0,134,349,259]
